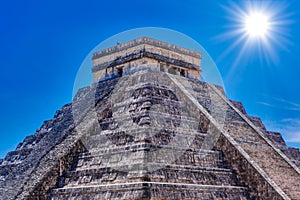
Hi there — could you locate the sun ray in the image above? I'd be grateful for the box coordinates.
[216,1,292,81]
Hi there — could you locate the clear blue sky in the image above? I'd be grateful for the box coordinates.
[1,0,300,158]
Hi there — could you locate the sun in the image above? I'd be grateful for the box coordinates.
[244,12,270,38]
[218,1,291,69]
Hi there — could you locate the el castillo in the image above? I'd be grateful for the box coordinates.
[0,37,299,200]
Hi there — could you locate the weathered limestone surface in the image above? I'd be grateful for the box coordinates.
[232,101,300,168]
[48,71,253,200]
[181,76,300,199]
[0,103,77,199]
[92,37,202,82]
[0,38,299,200]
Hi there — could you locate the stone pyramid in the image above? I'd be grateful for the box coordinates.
[0,37,300,200]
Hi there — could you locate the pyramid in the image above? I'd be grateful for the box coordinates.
[0,37,300,200]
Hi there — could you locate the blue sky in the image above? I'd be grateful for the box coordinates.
[0,0,300,158]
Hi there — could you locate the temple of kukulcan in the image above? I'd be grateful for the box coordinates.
[0,37,300,200]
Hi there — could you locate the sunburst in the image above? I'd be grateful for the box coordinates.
[218,1,291,69]
[244,12,270,38]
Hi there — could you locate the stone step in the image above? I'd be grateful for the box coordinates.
[125,82,175,92]
[70,162,233,174]
[51,182,250,200]
[78,138,215,156]
[0,147,33,166]
[60,163,240,189]
[172,75,300,199]
[98,111,200,125]
[91,126,205,138]
[74,144,225,171]
[81,129,208,151]
[112,95,184,108]
[96,112,201,133]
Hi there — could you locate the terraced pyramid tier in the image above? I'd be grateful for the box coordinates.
[48,70,253,200]
[0,37,299,200]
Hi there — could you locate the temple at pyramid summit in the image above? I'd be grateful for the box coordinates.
[1,37,300,199]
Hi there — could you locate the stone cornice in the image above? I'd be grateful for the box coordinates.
[92,37,201,60]
[92,50,201,72]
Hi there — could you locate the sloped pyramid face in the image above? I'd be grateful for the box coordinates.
[50,71,252,200]
[0,38,300,200]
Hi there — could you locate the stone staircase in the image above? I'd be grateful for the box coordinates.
[3,69,298,199]
[168,73,300,199]
[2,36,300,200]
[50,149,252,199]
[48,70,252,199]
